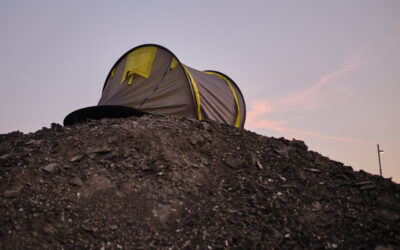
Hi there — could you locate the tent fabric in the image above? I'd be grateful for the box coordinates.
[64,44,246,128]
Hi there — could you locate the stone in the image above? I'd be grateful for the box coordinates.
[312,201,322,211]
[379,209,400,221]
[305,168,321,173]
[290,139,308,151]
[42,224,55,235]
[87,147,112,155]
[41,163,58,173]
[201,122,211,131]
[375,246,395,250]
[0,154,10,160]
[4,185,23,198]
[256,160,263,170]
[70,177,84,186]
[274,147,289,158]
[1,113,399,249]
[70,154,84,162]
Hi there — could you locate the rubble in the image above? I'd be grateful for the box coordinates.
[0,114,399,249]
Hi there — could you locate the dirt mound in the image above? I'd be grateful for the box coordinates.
[1,114,399,249]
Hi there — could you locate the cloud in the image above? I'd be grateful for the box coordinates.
[396,20,400,32]
[246,100,288,134]
[272,52,362,112]
[291,129,352,143]
[246,100,273,120]
[385,20,400,50]
[245,100,352,143]
[245,53,362,143]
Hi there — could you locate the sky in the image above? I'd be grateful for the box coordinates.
[0,1,399,182]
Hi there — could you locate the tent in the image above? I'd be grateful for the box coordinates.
[64,44,246,128]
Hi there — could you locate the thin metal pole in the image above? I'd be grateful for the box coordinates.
[377,144,382,176]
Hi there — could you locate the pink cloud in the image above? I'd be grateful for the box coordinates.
[312,53,360,90]
[386,20,400,50]
[245,53,362,143]
[245,100,286,133]
[273,52,362,111]
[292,129,352,143]
[249,118,288,134]
[246,100,273,120]
[245,100,352,143]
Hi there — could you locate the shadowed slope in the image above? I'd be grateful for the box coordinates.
[1,115,399,249]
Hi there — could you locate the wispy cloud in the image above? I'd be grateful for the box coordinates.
[386,20,400,50]
[245,100,352,142]
[396,19,400,33]
[245,53,362,143]
[246,100,273,120]
[273,52,362,112]
[246,100,288,133]
[292,129,352,143]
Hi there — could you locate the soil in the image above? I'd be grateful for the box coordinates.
[0,114,399,249]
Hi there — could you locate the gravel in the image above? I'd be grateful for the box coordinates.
[0,114,399,249]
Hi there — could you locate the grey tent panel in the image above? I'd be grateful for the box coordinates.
[185,66,238,126]
[64,44,246,128]
[99,47,196,118]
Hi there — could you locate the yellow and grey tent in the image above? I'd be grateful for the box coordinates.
[64,44,246,128]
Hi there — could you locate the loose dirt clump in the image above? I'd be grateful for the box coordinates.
[1,114,399,249]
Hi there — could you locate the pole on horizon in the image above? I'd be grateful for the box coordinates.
[377,144,384,177]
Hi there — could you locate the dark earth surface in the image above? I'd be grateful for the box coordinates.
[1,114,399,249]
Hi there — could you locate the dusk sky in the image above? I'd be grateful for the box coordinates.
[1,1,399,182]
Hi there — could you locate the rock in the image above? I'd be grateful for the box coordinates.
[312,201,322,211]
[0,154,10,160]
[290,139,308,151]
[87,147,112,155]
[375,245,395,250]
[377,195,400,211]
[247,152,257,167]
[26,139,43,145]
[82,225,96,232]
[70,177,84,186]
[41,163,58,173]
[278,175,286,181]
[379,209,400,221]
[70,154,84,162]
[296,170,307,180]
[305,168,321,173]
[201,122,211,131]
[360,185,375,190]
[274,147,289,158]
[4,185,23,198]
[0,114,399,249]
[223,158,240,168]
[256,160,263,170]
[51,123,64,131]
[327,243,338,249]
[42,224,55,235]
[88,153,97,159]
[354,181,374,186]
[190,137,198,145]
